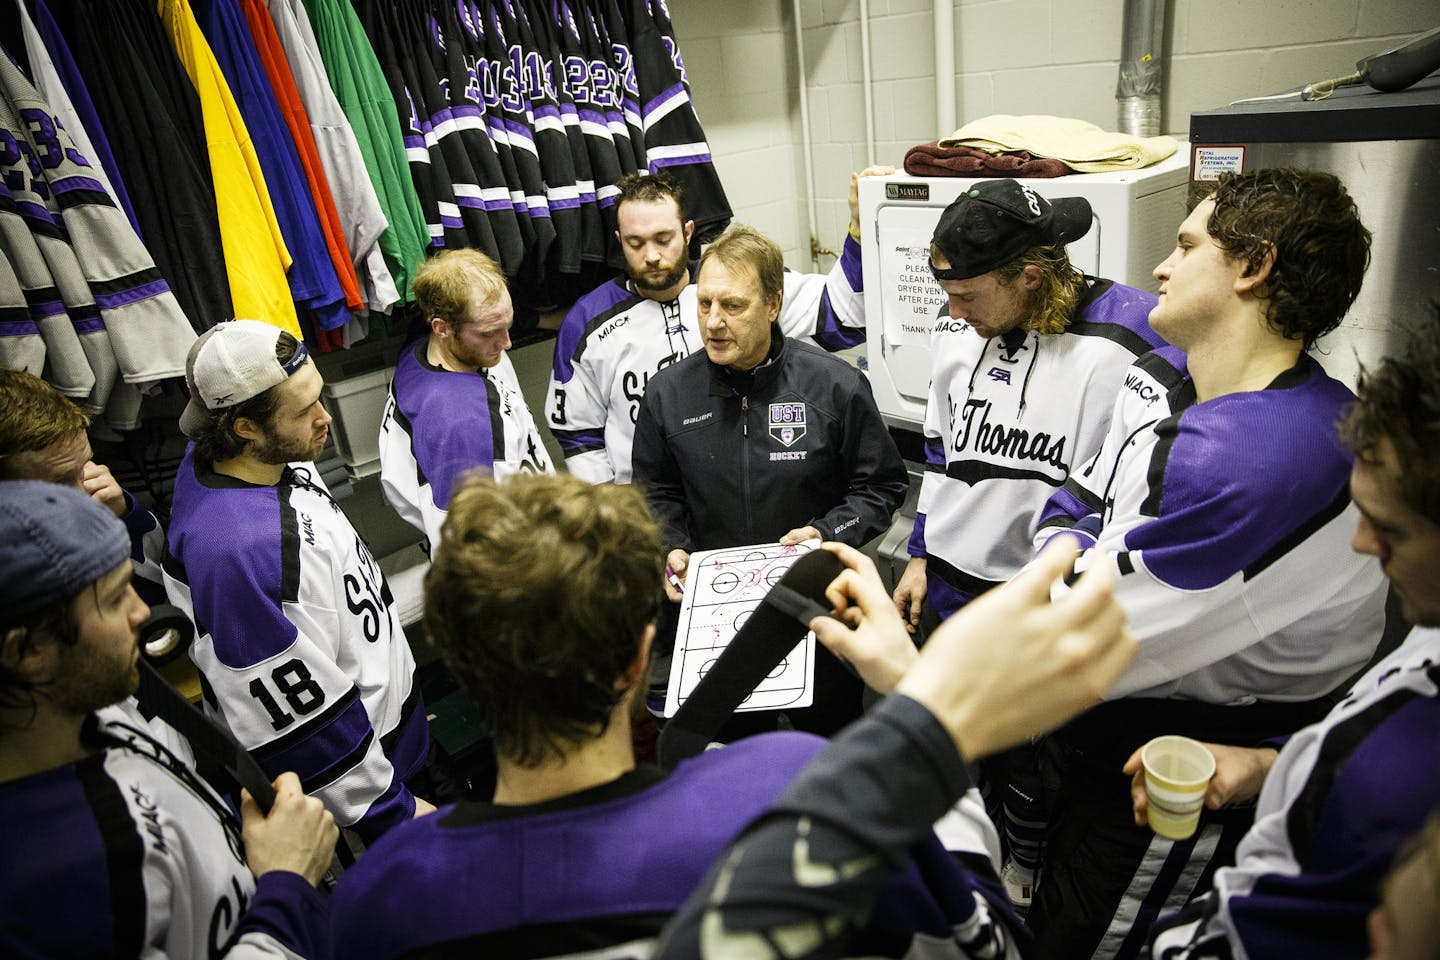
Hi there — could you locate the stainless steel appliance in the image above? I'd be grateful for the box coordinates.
[1188,74,1440,387]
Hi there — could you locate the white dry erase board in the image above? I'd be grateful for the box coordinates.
[664,541,817,718]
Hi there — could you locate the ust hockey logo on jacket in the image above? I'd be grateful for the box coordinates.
[768,402,806,446]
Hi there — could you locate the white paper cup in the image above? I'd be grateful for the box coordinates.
[1141,735,1216,840]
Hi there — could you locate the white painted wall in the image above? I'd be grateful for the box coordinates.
[671,0,1437,270]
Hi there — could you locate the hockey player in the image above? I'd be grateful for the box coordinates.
[0,481,336,958]
[1027,169,1388,959]
[331,472,1009,959]
[166,320,434,844]
[2,369,190,756]
[545,167,888,485]
[1131,310,1440,959]
[632,224,908,736]
[892,180,1162,624]
[378,248,554,551]
[0,369,165,607]
[888,180,1164,903]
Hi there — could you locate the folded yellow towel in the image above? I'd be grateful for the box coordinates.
[939,115,1177,173]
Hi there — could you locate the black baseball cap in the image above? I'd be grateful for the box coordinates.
[930,179,1093,281]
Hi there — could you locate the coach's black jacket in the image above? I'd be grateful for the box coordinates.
[632,325,908,555]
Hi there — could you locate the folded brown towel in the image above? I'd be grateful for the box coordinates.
[902,141,1070,178]
[940,116,1178,172]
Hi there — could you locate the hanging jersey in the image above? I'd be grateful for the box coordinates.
[553,0,625,264]
[0,114,96,403]
[0,245,39,376]
[237,0,365,313]
[15,0,130,226]
[195,0,351,331]
[546,235,867,484]
[165,448,428,843]
[267,0,398,313]
[379,0,470,259]
[521,0,604,268]
[2,168,116,418]
[622,0,730,241]
[488,0,582,281]
[1036,349,1386,704]
[376,0,495,263]
[47,0,236,333]
[3,22,200,402]
[158,0,298,336]
[0,704,327,959]
[594,0,643,173]
[910,279,1161,614]
[439,0,537,274]
[301,0,429,301]
[481,0,557,283]
[379,341,554,548]
[579,0,638,179]
[432,0,528,274]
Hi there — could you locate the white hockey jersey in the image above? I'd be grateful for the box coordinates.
[0,703,326,959]
[910,278,1161,615]
[165,448,428,842]
[1036,347,1387,703]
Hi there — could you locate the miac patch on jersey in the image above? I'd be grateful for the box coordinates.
[768,402,806,446]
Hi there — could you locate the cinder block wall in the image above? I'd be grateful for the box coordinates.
[672,0,810,263]
[670,0,1435,269]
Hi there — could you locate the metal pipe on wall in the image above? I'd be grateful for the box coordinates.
[791,0,821,269]
[860,0,876,162]
[934,0,956,136]
[1116,0,1166,135]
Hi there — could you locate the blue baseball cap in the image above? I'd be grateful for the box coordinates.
[0,480,130,625]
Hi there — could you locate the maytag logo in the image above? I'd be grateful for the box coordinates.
[885,182,930,201]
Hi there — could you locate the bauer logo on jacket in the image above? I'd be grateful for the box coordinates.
[768,402,807,446]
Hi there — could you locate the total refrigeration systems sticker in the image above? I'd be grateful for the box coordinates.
[1192,145,1245,181]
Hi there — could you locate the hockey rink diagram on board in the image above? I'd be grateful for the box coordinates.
[663,542,817,718]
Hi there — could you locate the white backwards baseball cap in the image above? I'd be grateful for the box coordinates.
[179,320,310,439]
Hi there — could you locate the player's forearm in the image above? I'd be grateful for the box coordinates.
[814,235,867,348]
[228,871,331,959]
[344,774,420,845]
[1033,480,1105,551]
[834,233,863,297]
[654,695,970,960]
